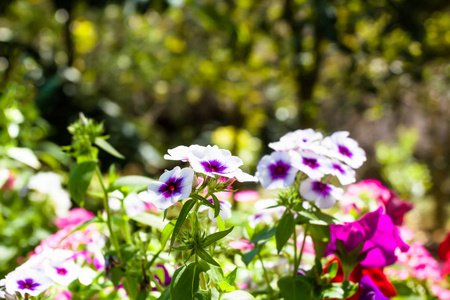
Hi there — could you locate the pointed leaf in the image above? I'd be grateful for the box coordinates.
[160,220,176,251]
[170,199,195,250]
[225,267,238,285]
[197,248,220,266]
[250,227,277,244]
[210,194,221,218]
[276,212,294,253]
[68,161,97,206]
[203,227,234,248]
[112,175,153,191]
[95,137,125,159]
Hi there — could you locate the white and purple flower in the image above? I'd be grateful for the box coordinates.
[289,151,332,180]
[269,129,323,152]
[199,198,232,221]
[5,268,53,297]
[256,151,298,189]
[146,166,194,210]
[44,259,81,286]
[188,145,244,179]
[299,179,343,209]
[326,159,356,185]
[247,199,286,228]
[321,131,366,169]
[123,193,146,217]
[164,145,208,162]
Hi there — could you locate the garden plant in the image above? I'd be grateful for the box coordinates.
[1,115,450,300]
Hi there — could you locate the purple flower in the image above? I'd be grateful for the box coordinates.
[290,151,332,180]
[5,268,53,297]
[188,145,244,179]
[299,179,343,209]
[322,131,366,169]
[325,207,410,268]
[359,276,390,300]
[256,151,298,189]
[154,264,171,287]
[146,167,194,210]
[269,129,323,152]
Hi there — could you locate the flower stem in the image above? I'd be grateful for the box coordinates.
[257,251,273,298]
[294,223,309,276]
[95,166,120,253]
[292,224,297,277]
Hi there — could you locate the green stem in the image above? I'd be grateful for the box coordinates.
[294,223,309,276]
[257,252,273,298]
[95,166,120,253]
[292,223,297,277]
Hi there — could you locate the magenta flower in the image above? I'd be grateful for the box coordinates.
[146,166,194,210]
[256,151,298,189]
[325,207,409,268]
[55,208,95,229]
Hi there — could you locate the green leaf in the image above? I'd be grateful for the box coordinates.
[278,276,311,300]
[218,281,235,293]
[130,213,166,231]
[308,224,330,259]
[68,161,97,206]
[217,215,226,231]
[160,220,176,251]
[327,261,338,279]
[170,199,196,250]
[194,290,212,300]
[242,245,262,266]
[210,194,221,218]
[225,267,237,285]
[250,227,277,244]
[170,262,210,300]
[158,288,170,300]
[108,164,117,185]
[276,212,294,254]
[110,267,124,287]
[208,266,223,286]
[94,137,125,159]
[203,227,234,247]
[197,248,220,266]
[112,175,153,191]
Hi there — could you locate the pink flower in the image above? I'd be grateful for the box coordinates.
[55,291,72,300]
[432,285,450,300]
[234,190,259,202]
[228,239,254,250]
[55,208,94,229]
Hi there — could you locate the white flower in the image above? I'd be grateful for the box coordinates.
[289,151,332,180]
[123,193,146,217]
[326,159,356,185]
[164,145,209,162]
[44,259,81,286]
[247,199,286,228]
[269,129,323,152]
[299,179,343,209]
[146,166,194,210]
[232,169,258,183]
[108,190,124,211]
[78,267,97,286]
[199,198,232,221]
[5,268,53,297]
[321,131,366,169]
[28,172,63,194]
[256,151,298,189]
[188,145,244,179]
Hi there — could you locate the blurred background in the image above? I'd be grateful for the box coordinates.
[0,0,449,267]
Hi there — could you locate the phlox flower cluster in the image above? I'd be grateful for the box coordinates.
[256,129,366,209]
[0,209,103,299]
[143,145,254,220]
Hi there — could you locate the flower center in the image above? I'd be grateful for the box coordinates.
[158,177,183,198]
[269,161,290,179]
[332,164,345,174]
[303,157,319,169]
[17,278,40,291]
[201,160,227,173]
[338,145,353,158]
[56,267,68,275]
[312,181,331,196]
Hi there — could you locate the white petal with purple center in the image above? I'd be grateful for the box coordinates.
[321,131,366,169]
[44,259,81,286]
[289,151,332,180]
[124,193,146,217]
[256,151,298,189]
[146,167,194,210]
[188,145,243,178]
[326,159,356,185]
[300,179,343,209]
[5,268,53,297]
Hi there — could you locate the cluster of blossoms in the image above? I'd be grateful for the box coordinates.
[0,209,104,299]
[142,145,255,220]
[256,129,366,209]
